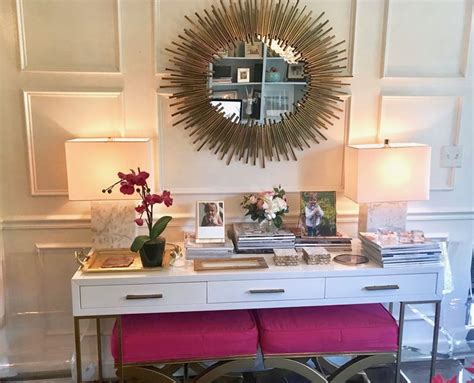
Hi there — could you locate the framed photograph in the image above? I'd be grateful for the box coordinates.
[287,63,305,81]
[212,90,238,99]
[244,42,263,58]
[196,201,225,243]
[237,68,250,83]
[210,99,242,121]
[299,192,337,237]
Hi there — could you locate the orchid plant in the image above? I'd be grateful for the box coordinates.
[241,186,288,229]
[102,168,173,252]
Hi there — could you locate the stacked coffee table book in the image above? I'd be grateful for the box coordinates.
[359,232,442,268]
[294,231,352,252]
[184,232,234,260]
[232,223,296,253]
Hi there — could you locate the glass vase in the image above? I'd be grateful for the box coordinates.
[259,219,278,233]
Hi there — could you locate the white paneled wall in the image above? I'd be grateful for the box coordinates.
[0,0,472,377]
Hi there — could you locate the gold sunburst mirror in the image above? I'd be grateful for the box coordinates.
[162,0,349,167]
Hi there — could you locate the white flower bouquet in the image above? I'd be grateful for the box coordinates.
[241,186,288,228]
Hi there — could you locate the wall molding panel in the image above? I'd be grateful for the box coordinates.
[378,95,463,191]
[16,0,123,73]
[3,209,473,231]
[381,0,472,78]
[23,91,124,196]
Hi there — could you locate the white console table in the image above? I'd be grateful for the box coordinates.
[71,253,443,383]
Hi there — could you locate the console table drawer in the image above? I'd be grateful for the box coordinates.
[208,278,325,303]
[80,282,206,309]
[325,273,437,299]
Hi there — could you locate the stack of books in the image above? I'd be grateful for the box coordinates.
[293,230,352,252]
[232,223,296,253]
[359,232,442,268]
[184,232,234,260]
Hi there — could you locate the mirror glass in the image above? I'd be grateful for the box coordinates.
[209,41,307,124]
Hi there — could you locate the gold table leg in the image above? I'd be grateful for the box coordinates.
[74,317,82,383]
[96,318,103,382]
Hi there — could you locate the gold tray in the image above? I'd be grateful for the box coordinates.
[75,248,170,272]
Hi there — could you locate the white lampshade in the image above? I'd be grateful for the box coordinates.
[65,138,153,201]
[344,143,431,203]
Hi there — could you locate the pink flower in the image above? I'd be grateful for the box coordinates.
[151,194,163,204]
[119,183,135,195]
[256,198,265,209]
[134,171,149,186]
[103,169,173,240]
[162,190,173,207]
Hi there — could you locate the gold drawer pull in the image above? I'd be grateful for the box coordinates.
[249,289,285,294]
[125,294,163,300]
[364,285,400,291]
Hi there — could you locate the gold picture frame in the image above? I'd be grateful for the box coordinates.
[193,257,268,271]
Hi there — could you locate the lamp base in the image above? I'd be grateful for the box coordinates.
[91,200,137,249]
[358,202,407,233]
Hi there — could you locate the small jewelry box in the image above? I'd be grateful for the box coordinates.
[302,247,331,265]
[273,248,300,266]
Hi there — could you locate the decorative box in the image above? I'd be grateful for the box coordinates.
[302,247,331,265]
[273,248,299,266]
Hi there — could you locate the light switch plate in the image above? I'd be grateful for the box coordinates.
[440,145,463,168]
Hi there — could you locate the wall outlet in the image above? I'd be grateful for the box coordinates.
[440,145,463,168]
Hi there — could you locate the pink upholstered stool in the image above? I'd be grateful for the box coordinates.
[255,304,399,383]
[111,310,258,382]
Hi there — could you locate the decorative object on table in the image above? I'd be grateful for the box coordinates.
[210,99,242,121]
[102,168,173,268]
[273,248,299,266]
[193,257,268,271]
[196,201,225,243]
[232,223,295,253]
[302,247,331,265]
[212,65,232,83]
[74,248,173,272]
[212,90,238,99]
[344,140,431,232]
[299,191,337,237]
[293,230,352,252]
[245,41,263,58]
[241,186,288,229]
[162,1,349,166]
[168,244,185,267]
[266,67,281,82]
[184,232,234,259]
[237,68,251,83]
[359,231,442,268]
[333,254,369,266]
[65,138,153,249]
[287,63,306,81]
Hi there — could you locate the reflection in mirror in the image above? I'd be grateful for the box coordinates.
[209,41,307,125]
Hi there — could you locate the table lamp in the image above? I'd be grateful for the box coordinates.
[344,140,431,233]
[65,138,153,249]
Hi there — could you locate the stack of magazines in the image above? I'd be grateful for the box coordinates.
[232,223,296,253]
[359,232,442,268]
[184,232,234,260]
[294,232,352,252]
